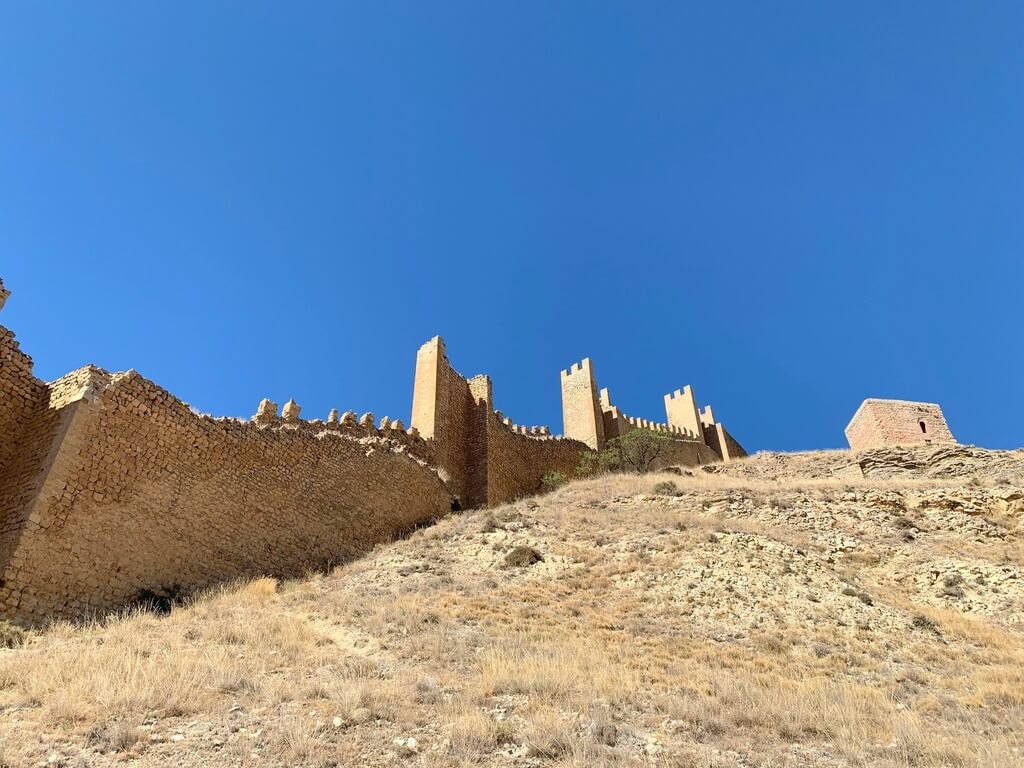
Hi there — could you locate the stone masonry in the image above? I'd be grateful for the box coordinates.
[845,398,956,452]
[411,337,588,507]
[561,357,746,463]
[0,277,744,624]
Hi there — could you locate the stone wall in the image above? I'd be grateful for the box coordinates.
[0,283,454,625]
[412,337,590,507]
[0,316,56,575]
[0,276,750,625]
[411,337,475,502]
[664,387,704,440]
[655,438,722,469]
[483,414,587,505]
[561,354,747,462]
[845,399,956,452]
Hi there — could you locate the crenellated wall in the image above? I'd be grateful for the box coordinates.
[0,280,454,624]
[0,275,747,625]
[412,337,590,507]
[561,355,747,463]
[0,366,451,625]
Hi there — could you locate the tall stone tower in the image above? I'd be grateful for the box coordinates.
[411,336,446,441]
[410,336,492,508]
[560,359,605,450]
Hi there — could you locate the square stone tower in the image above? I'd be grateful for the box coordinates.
[560,359,605,450]
[845,399,956,451]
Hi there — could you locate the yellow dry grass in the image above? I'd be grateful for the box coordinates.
[0,459,1021,767]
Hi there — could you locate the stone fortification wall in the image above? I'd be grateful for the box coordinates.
[845,399,956,452]
[0,316,451,624]
[0,276,750,625]
[703,421,745,462]
[603,386,699,442]
[483,412,586,505]
[561,354,747,463]
[411,337,477,503]
[0,319,56,573]
[412,337,591,507]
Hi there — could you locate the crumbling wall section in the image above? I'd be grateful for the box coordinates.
[0,372,451,625]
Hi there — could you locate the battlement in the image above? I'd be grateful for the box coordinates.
[665,386,695,401]
[251,398,425,443]
[700,404,716,428]
[413,336,588,506]
[615,407,692,439]
[560,354,746,461]
[0,275,746,624]
[493,410,553,439]
[561,358,597,379]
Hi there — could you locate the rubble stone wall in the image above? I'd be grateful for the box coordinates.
[0,363,451,625]
[483,415,588,505]
[412,337,592,507]
[411,337,476,504]
[0,326,54,570]
[655,438,722,469]
[0,276,748,624]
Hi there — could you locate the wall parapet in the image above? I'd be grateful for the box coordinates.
[414,337,591,506]
[562,356,746,461]
[0,358,450,625]
[0,276,748,625]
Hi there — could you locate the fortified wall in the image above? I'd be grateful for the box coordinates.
[0,277,743,624]
[0,292,452,624]
[411,337,588,508]
[560,358,745,465]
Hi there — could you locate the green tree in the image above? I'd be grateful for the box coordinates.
[577,429,675,476]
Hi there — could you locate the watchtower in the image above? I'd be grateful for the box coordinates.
[560,359,605,450]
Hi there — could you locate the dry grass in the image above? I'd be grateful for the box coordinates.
[0,452,1021,766]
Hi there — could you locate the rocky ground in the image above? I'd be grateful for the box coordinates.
[0,445,1021,767]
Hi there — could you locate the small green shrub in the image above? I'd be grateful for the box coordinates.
[577,449,621,477]
[540,472,567,491]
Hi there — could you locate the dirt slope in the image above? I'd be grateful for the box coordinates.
[0,445,1021,767]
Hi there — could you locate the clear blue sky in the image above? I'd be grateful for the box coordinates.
[2,4,1021,452]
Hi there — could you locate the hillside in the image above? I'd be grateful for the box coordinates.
[0,445,1022,767]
